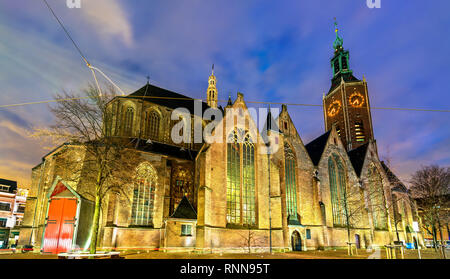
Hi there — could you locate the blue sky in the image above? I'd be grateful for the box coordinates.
[0,0,449,187]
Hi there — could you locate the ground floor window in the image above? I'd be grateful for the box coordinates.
[306,229,311,239]
[181,224,192,236]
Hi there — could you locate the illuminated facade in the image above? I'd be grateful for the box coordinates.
[18,26,423,253]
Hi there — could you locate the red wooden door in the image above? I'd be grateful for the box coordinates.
[42,198,77,254]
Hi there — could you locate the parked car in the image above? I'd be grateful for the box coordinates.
[21,245,33,253]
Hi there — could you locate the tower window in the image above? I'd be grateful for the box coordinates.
[355,121,365,142]
[341,57,348,70]
[334,59,340,74]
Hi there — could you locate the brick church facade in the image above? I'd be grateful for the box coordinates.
[18,26,423,253]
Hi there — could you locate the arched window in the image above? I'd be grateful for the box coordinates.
[124,106,134,136]
[368,166,387,230]
[328,155,347,226]
[131,162,157,226]
[227,131,240,224]
[242,134,256,226]
[145,110,160,140]
[284,143,298,221]
[170,168,193,214]
[226,131,256,226]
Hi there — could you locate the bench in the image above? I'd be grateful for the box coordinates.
[58,251,123,259]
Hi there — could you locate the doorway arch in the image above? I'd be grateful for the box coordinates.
[291,231,302,251]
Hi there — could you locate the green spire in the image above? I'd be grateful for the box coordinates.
[333,18,343,50]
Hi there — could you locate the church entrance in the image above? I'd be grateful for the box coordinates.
[42,182,78,254]
[291,231,302,251]
[355,234,361,249]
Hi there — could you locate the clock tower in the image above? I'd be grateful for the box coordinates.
[323,20,374,151]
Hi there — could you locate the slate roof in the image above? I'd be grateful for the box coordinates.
[128,83,211,116]
[381,161,408,192]
[304,131,331,166]
[347,143,369,177]
[170,196,197,219]
[0,178,17,193]
[328,72,360,94]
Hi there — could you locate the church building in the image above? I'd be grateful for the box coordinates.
[18,25,423,253]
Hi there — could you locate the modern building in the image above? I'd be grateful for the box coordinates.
[0,178,28,249]
[19,24,421,253]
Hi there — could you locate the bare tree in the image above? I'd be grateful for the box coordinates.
[239,224,268,254]
[32,84,139,254]
[409,165,450,258]
[333,171,394,256]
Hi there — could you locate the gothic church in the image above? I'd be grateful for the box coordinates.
[18,26,422,253]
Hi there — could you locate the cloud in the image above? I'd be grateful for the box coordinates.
[79,0,133,47]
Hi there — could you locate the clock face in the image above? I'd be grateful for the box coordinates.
[349,92,365,108]
[327,100,341,117]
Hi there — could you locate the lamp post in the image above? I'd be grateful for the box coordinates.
[412,221,421,259]
[267,140,272,254]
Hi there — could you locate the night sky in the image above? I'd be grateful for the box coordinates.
[0,0,449,188]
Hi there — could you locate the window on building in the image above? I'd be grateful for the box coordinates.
[341,56,348,70]
[334,59,340,74]
[227,131,241,225]
[355,121,365,142]
[123,106,134,136]
[226,131,256,226]
[0,218,6,227]
[0,185,10,192]
[170,168,193,214]
[144,110,160,140]
[306,229,311,239]
[131,162,157,226]
[328,155,347,226]
[284,143,298,221]
[368,166,387,230]
[17,205,25,213]
[181,224,192,236]
[0,203,11,212]
[242,134,256,226]
[15,218,22,227]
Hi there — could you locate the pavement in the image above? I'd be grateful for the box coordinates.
[0,248,448,259]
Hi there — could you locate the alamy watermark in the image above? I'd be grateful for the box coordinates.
[67,0,81,9]
[366,0,381,9]
[167,101,280,155]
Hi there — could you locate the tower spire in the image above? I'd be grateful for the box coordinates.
[333,17,344,50]
[206,65,218,108]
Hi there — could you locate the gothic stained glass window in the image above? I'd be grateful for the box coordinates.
[242,134,256,226]
[170,168,193,214]
[145,110,160,141]
[227,131,241,224]
[328,155,347,226]
[124,106,134,136]
[226,130,256,226]
[284,143,298,220]
[368,166,387,230]
[131,162,157,226]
